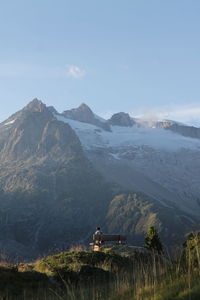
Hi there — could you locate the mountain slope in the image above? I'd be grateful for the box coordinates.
[0,100,199,259]
[54,109,200,217]
[105,193,198,246]
[0,99,112,259]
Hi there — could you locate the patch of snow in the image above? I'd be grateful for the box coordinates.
[4,119,16,126]
[94,114,106,123]
[55,114,200,152]
[110,153,121,160]
[55,113,200,215]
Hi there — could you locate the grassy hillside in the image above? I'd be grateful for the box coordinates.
[0,233,199,300]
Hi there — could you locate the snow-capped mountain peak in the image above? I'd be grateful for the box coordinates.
[55,109,200,217]
[61,103,111,131]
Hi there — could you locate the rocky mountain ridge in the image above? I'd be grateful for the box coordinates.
[0,99,113,258]
[53,103,200,217]
[62,103,111,131]
[57,102,200,140]
[0,99,199,259]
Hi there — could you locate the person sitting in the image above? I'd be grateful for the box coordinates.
[95,226,102,235]
[94,227,104,245]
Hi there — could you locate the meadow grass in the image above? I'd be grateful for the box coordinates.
[0,244,199,300]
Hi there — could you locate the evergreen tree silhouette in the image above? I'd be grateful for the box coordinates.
[144,226,163,254]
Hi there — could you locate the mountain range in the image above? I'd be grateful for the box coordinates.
[0,99,199,259]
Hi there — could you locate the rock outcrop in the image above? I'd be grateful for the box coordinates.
[108,112,134,127]
[62,103,111,131]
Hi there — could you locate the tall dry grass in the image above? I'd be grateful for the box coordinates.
[0,243,199,300]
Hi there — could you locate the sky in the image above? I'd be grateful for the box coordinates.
[1,0,200,125]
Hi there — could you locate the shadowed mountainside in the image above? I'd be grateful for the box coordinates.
[0,99,112,259]
[0,99,199,259]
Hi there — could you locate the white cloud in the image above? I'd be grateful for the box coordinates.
[0,62,86,80]
[67,65,86,79]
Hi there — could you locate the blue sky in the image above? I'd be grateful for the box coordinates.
[1,0,200,124]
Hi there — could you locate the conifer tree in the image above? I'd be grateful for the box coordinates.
[144,226,163,254]
[182,232,200,267]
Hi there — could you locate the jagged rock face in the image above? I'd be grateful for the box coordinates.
[63,103,94,123]
[0,100,54,161]
[0,99,200,259]
[0,99,112,259]
[1,109,82,168]
[108,112,133,127]
[0,99,82,163]
[62,103,111,131]
[24,98,47,112]
[47,106,58,114]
